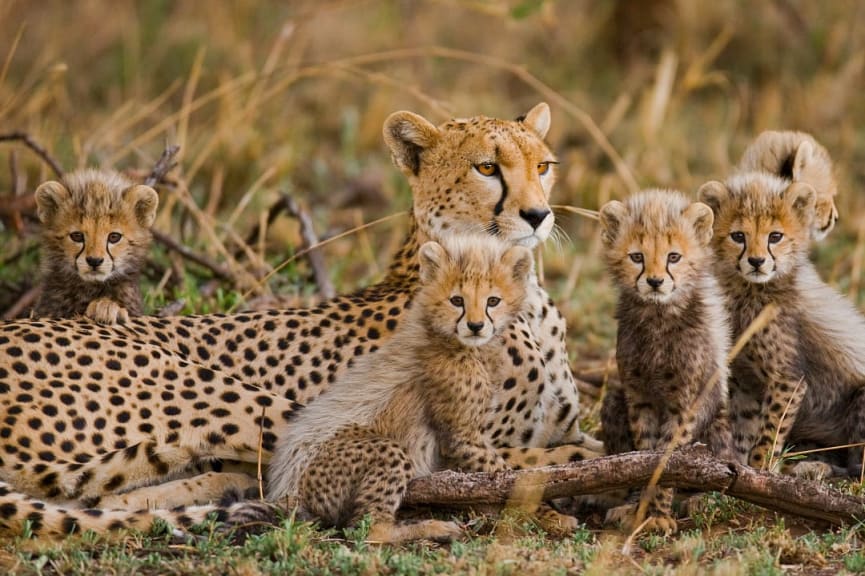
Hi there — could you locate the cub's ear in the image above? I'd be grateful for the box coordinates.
[501,245,534,282]
[791,139,814,181]
[126,185,159,228]
[34,181,70,224]
[784,182,816,225]
[684,202,715,246]
[520,102,551,139]
[697,180,729,217]
[598,200,628,245]
[418,241,447,285]
[383,111,440,177]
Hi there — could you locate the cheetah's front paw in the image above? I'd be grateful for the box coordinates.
[642,514,677,534]
[788,461,834,481]
[86,298,129,325]
[536,507,579,536]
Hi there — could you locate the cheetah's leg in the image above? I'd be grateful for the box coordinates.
[300,430,460,544]
[749,377,808,470]
[52,440,267,502]
[94,472,259,510]
[728,375,762,465]
[600,383,634,455]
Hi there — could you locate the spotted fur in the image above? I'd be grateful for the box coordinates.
[598,190,733,533]
[737,130,838,240]
[700,173,865,475]
[33,169,157,325]
[0,103,598,537]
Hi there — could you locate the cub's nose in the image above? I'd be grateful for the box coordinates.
[467,321,485,334]
[748,256,766,268]
[646,277,664,289]
[86,256,105,268]
[519,208,550,230]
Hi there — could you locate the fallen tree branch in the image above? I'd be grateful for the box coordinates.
[402,445,865,526]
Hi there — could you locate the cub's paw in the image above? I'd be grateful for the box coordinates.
[642,513,677,535]
[86,298,129,325]
[788,461,834,481]
[535,506,579,536]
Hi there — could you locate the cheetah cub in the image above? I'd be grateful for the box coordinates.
[738,130,838,240]
[33,169,158,324]
[598,190,733,533]
[700,173,865,477]
[267,236,575,543]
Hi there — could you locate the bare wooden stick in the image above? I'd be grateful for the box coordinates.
[402,445,865,526]
[0,132,64,177]
[284,196,335,300]
[2,284,41,320]
[150,229,233,281]
[143,144,181,187]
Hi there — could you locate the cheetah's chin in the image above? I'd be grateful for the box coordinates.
[741,270,774,284]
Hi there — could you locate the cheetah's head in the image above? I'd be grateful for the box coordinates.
[416,237,532,347]
[35,169,158,282]
[383,103,556,249]
[699,172,815,285]
[600,189,714,305]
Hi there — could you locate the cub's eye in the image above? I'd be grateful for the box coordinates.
[730,231,746,244]
[768,231,784,244]
[628,253,644,264]
[107,232,123,244]
[475,162,498,177]
[69,232,85,243]
[537,162,552,175]
[667,252,682,263]
[486,296,501,307]
[449,296,464,307]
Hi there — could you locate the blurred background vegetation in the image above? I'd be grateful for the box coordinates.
[1,0,864,358]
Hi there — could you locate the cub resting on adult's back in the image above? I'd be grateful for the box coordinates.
[598,190,733,533]
[268,236,577,543]
[33,169,158,324]
[700,172,865,476]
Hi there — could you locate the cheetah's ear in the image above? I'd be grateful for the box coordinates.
[383,111,440,177]
[34,181,70,224]
[791,139,814,181]
[784,182,816,226]
[126,185,159,228]
[418,241,447,285]
[520,102,551,139]
[501,245,534,282]
[697,180,729,217]
[684,202,715,246]
[598,200,627,245]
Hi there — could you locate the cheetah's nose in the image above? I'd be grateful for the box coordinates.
[748,256,765,268]
[646,277,664,289]
[86,256,105,268]
[519,208,550,230]
[467,321,485,334]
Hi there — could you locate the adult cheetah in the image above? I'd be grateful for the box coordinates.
[0,103,599,536]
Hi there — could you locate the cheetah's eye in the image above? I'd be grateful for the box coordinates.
[628,252,644,264]
[107,232,123,244]
[537,162,557,176]
[768,231,784,244]
[486,296,501,307]
[449,296,464,307]
[475,162,498,177]
[69,232,85,243]
[730,231,746,244]
[667,252,681,264]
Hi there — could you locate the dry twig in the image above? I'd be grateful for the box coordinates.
[0,131,64,177]
[403,444,865,526]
